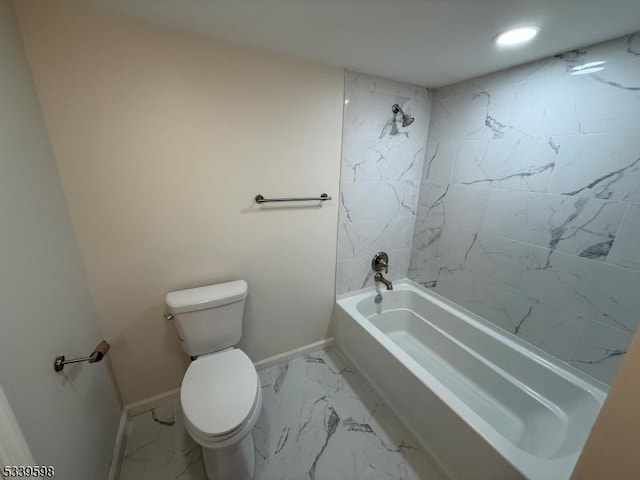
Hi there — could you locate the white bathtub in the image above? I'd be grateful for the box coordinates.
[334,279,607,480]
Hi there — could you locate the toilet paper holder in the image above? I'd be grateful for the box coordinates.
[54,340,110,372]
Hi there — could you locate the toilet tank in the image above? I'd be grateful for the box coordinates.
[165,280,248,357]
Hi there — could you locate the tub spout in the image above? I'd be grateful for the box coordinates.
[374,272,393,290]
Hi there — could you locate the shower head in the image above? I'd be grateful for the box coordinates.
[392,104,415,127]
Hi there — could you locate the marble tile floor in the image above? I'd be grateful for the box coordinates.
[118,347,447,480]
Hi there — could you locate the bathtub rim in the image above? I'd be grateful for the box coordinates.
[337,278,609,392]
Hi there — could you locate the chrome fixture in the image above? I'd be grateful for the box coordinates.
[163,313,174,321]
[392,104,415,127]
[372,252,393,290]
[371,252,389,273]
[374,294,383,304]
[255,193,331,204]
[374,272,393,291]
[54,340,110,372]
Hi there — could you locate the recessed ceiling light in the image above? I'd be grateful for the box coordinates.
[494,26,540,48]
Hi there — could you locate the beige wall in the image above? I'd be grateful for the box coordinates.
[15,0,344,403]
[571,328,640,479]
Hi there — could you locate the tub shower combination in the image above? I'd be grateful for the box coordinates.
[335,280,606,480]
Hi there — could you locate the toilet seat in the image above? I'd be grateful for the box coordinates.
[184,383,262,450]
[181,348,260,441]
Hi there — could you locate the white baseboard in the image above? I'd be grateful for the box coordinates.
[254,337,335,370]
[125,388,181,418]
[106,337,335,478]
[107,410,128,480]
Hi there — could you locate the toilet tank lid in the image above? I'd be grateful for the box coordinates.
[165,280,248,314]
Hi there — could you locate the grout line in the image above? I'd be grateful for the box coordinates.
[504,82,517,135]
[447,140,460,185]
[543,136,560,194]
[567,317,588,363]
[606,200,631,264]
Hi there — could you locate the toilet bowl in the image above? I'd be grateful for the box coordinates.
[181,348,262,479]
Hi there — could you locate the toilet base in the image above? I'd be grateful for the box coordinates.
[202,432,255,480]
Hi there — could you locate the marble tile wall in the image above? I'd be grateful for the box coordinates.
[408,32,640,385]
[337,72,432,293]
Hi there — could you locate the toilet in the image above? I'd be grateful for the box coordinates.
[164,280,261,480]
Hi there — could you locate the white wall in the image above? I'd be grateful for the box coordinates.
[0,0,121,477]
[15,0,344,403]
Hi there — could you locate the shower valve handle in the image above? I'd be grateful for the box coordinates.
[372,252,389,274]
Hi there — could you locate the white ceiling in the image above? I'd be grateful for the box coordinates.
[65,0,640,87]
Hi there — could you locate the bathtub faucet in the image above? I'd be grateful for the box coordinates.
[374,272,393,290]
